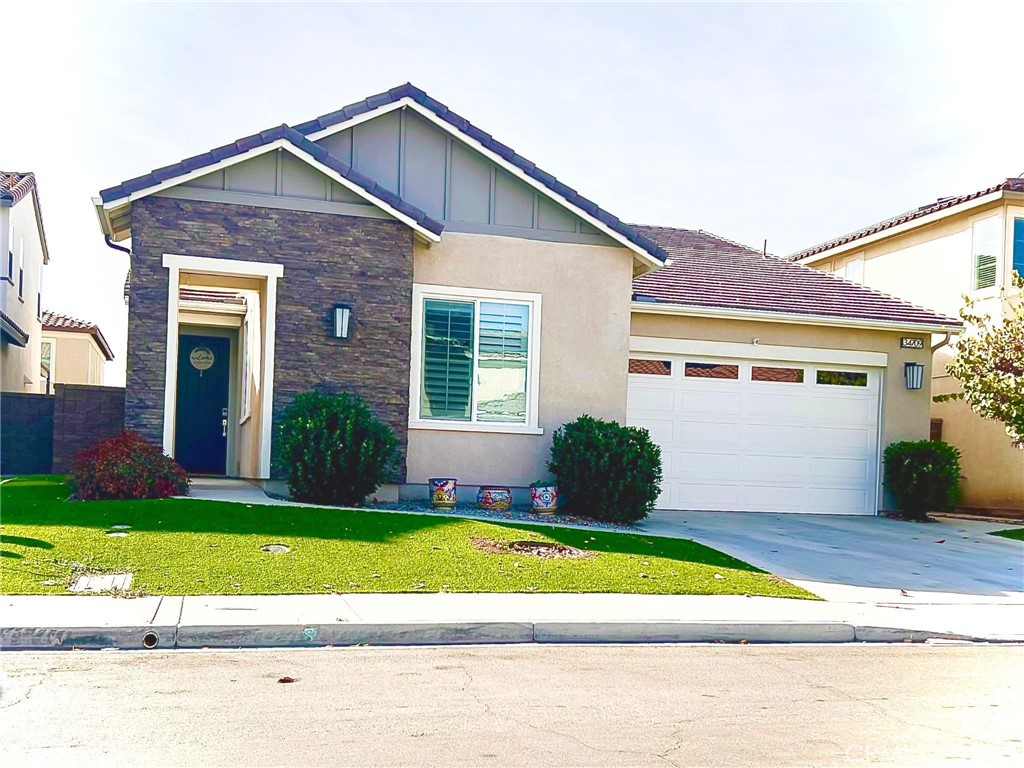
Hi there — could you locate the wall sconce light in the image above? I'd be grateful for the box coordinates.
[904,362,925,390]
[333,304,352,339]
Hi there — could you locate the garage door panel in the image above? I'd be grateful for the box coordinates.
[679,390,743,418]
[680,420,743,449]
[738,484,808,512]
[627,352,881,515]
[805,396,875,424]
[746,392,810,420]
[672,483,740,510]
[628,385,674,413]
[631,417,674,445]
[809,486,872,514]
[811,456,870,483]
[743,454,807,483]
[673,451,740,480]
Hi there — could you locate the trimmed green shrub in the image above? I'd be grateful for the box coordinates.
[276,391,398,506]
[547,414,662,525]
[883,440,962,520]
[70,431,190,501]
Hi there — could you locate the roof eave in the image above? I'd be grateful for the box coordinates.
[792,188,1015,264]
[630,300,963,335]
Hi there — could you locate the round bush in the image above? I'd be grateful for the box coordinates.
[276,391,398,506]
[883,440,962,520]
[70,431,190,501]
[547,414,662,525]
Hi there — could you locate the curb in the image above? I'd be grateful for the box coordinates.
[2,621,1012,650]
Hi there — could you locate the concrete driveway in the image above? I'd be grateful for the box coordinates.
[639,511,1024,604]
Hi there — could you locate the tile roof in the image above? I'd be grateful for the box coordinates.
[0,172,36,206]
[0,310,29,347]
[98,125,444,237]
[631,225,961,330]
[1,171,49,263]
[293,83,668,265]
[788,177,1024,261]
[41,310,115,361]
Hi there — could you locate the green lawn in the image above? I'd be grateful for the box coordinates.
[991,528,1024,541]
[0,476,812,598]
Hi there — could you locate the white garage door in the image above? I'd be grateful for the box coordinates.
[627,354,881,515]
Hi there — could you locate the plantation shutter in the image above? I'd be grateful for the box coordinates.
[476,302,530,423]
[972,217,1001,290]
[421,299,474,420]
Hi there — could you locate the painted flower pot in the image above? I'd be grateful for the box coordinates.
[530,485,558,515]
[477,485,512,511]
[428,478,457,509]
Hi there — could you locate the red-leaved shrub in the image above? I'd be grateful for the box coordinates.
[70,431,190,501]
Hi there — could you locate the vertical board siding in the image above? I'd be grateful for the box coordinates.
[352,110,401,194]
[493,169,535,228]
[402,110,448,220]
[448,141,492,223]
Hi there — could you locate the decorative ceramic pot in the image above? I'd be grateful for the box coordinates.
[530,485,558,515]
[477,485,512,511]
[428,478,457,509]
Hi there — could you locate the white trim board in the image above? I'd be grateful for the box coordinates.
[309,97,663,272]
[630,301,961,334]
[161,254,283,479]
[629,336,888,368]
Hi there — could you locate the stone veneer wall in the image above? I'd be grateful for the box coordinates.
[127,196,415,480]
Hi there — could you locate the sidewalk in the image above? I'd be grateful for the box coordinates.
[3,592,1023,650]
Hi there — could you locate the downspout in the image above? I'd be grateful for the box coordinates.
[931,332,952,354]
[104,235,132,304]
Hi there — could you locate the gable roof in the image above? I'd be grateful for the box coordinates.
[788,177,1024,262]
[42,310,115,361]
[293,83,668,267]
[0,310,29,347]
[96,125,443,242]
[1,171,50,263]
[631,225,962,332]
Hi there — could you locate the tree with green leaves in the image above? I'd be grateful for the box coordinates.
[937,273,1024,446]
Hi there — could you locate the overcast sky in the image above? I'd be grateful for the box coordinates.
[2,1,1021,385]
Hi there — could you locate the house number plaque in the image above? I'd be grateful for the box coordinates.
[189,346,215,373]
[900,337,924,349]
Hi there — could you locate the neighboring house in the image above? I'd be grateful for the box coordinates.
[788,178,1024,511]
[1,172,49,393]
[40,310,114,392]
[93,84,959,515]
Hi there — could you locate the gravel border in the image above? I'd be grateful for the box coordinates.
[366,500,635,531]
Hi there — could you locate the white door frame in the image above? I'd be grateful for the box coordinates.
[162,254,284,478]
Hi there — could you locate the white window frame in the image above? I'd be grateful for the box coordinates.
[409,283,543,435]
[970,214,1003,295]
[40,336,56,390]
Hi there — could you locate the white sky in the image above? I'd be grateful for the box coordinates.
[1,1,1021,386]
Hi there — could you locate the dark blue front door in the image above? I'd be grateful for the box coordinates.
[175,334,230,474]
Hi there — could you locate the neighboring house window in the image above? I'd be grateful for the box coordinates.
[1013,218,1024,279]
[3,218,11,284]
[40,338,55,394]
[18,237,25,299]
[412,285,540,430]
[844,256,864,284]
[36,265,43,320]
[972,216,1001,290]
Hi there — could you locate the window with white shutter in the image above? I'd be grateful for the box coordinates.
[972,216,1001,290]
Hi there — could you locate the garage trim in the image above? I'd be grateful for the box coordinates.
[629,336,888,368]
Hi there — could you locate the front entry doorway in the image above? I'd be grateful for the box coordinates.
[175,334,231,474]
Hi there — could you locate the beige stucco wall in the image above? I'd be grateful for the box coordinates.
[1,196,46,392]
[804,196,1024,509]
[47,332,106,386]
[406,232,634,487]
[933,348,1024,510]
[630,312,935,510]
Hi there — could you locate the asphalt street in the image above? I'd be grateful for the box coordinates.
[1,644,1021,767]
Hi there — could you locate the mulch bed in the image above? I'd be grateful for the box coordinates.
[471,537,595,559]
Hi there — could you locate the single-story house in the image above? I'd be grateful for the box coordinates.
[93,83,960,515]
